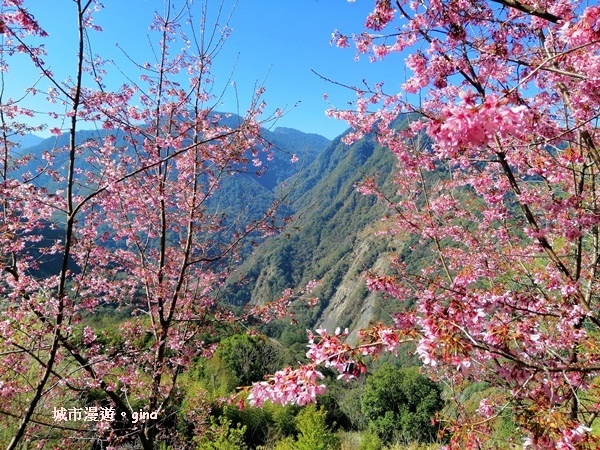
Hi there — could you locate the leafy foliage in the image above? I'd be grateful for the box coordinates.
[273,405,340,450]
[196,416,248,450]
[216,334,286,387]
[362,365,442,444]
[358,432,383,450]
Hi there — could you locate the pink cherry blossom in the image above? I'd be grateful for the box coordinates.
[295,1,600,447]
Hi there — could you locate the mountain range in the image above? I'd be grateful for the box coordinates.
[227,115,423,344]
[15,118,414,342]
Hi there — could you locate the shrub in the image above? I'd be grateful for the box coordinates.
[294,405,341,450]
[270,405,341,450]
[358,432,383,450]
[196,416,248,450]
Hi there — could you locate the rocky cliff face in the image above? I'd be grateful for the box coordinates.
[315,231,392,344]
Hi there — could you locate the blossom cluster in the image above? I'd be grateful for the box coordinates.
[247,365,326,407]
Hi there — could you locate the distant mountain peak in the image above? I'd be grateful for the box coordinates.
[273,127,330,140]
[274,126,312,134]
[12,133,44,150]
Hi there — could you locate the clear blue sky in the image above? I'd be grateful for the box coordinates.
[8,0,407,139]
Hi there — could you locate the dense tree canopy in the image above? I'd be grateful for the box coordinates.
[217,334,285,386]
[362,365,442,444]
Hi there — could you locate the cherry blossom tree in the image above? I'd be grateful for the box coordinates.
[0,1,288,448]
[250,0,600,448]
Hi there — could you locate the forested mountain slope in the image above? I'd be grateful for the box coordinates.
[11,123,330,275]
[227,117,422,340]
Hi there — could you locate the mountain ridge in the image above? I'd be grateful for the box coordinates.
[226,115,425,344]
[227,126,402,336]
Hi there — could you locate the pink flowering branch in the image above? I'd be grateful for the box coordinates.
[0,1,290,448]
[240,324,414,408]
[322,0,600,446]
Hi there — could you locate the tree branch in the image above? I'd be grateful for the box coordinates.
[490,0,562,23]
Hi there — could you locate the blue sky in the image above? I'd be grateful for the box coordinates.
[8,1,407,139]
